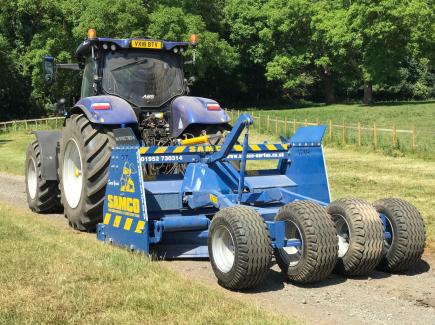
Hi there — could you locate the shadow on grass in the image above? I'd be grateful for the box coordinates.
[360,100,435,108]
[0,139,12,147]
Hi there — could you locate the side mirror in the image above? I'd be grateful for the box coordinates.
[43,56,55,84]
[55,98,67,115]
[187,76,196,86]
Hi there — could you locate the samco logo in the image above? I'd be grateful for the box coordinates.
[120,161,136,193]
[107,195,140,214]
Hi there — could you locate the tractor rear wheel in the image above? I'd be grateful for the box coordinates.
[25,140,61,212]
[274,201,338,283]
[208,205,272,290]
[59,114,114,231]
[327,198,384,275]
[373,198,425,272]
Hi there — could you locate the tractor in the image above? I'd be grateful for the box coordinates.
[25,30,426,290]
[25,29,231,231]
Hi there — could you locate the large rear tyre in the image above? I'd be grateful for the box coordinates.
[59,114,114,231]
[208,206,272,290]
[25,140,61,212]
[327,198,383,275]
[373,198,425,272]
[274,201,338,283]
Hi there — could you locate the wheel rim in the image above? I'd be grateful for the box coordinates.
[63,139,83,209]
[212,225,235,273]
[279,220,304,267]
[334,214,351,258]
[381,214,394,253]
[27,158,37,199]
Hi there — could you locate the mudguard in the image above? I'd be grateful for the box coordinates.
[33,130,61,181]
[170,96,230,137]
[70,95,138,125]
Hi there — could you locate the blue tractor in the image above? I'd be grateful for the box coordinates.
[25,30,231,231]
[25,30,426,290]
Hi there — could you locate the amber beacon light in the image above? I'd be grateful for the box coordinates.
[189,34,199,46]
[87,28,97,39]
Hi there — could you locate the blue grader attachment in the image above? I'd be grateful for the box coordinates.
[97,114,426,290]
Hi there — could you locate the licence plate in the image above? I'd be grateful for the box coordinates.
[131,40,163,49]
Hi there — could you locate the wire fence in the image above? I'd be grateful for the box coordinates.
[1,112,433,158]
[226,109,434,158]
[0,117,64,132]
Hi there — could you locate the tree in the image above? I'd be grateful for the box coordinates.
[344,0,419,103]
[146,6,238,100]
[261,0,344,102]
[223,0,276,103]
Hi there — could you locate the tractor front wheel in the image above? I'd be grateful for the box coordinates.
[208,205,272,290]
[59,114,114,231]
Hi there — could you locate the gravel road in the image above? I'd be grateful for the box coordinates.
[1,172,434,324]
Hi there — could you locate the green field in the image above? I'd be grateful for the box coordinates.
[244,102,435,132]
[235,102,435,160]
[0,203,289,324]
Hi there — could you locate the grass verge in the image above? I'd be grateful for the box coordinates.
[0,131,31,174]
[0,203,291,324]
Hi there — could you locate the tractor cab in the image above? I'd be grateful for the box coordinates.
[75,29,194,110]
[42,29,229,140]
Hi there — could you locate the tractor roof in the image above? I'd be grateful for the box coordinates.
[75,37,190,60]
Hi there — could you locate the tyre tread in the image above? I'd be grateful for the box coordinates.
[328,197,383,275]
[374,198,425,272]
[275,201,338,283]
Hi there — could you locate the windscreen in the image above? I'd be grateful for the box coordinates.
[102,50,184,107]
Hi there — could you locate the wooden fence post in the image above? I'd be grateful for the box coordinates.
[285,116,288,136]
[329,120,333,141]
[293,119,296,133]
[357,122,362,147]
[392,124,397,147]
[373,123,378,149]
[412,125,416,149]
[342,122,346,144]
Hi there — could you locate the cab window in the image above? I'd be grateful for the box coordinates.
[81,60,95,98]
